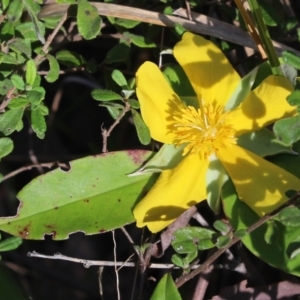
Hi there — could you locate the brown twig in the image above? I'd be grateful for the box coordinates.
[39,3,300,56]
[2,162,69,182]
[101,102,131,153]
[175,191,300,288]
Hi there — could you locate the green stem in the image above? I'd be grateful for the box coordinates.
[247,0,282,75]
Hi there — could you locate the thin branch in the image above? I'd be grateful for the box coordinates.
[175,191,300,288]
[101,102,131,153]
[34,12,68,65]
[39,3,300,56]
[112,230,120,300]
[2,162,69,182]
[27,251,243,270]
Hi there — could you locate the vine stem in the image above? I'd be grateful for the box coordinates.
[175,191,300,288]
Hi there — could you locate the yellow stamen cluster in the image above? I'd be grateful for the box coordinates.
[173,101,236,158]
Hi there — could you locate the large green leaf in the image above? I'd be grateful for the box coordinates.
[150,273,182,300]
[222,179,300,276]
[0,150,157,240]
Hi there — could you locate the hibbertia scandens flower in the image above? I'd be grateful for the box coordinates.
[133,32,299,233]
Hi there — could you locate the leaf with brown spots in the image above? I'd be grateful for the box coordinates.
[0,150,157,240]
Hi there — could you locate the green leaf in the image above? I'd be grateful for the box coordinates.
[45,54,60,83]
[163,64,196,98]
[10,74,25,90]
[127,99,139,108]
[7,98,29,109]
[172,227,216,254]
[206,156,228,214]
[282,50,300,70]
[213,220,230,233]
[259,1,279,26]
[31,108,46,139]
[77,0,102,40]
[105,41,130,64]
[278,207,300,227]
[25,59,37,86]
[131,109,151,145]
[222,178,300,277]
[0,108,24,135]
[216,235,231,248]
[0,237,22,252]
[287,90,300,106]
[7,0,24,23]
[234,229,247,239]
[91,89,123,101]
[22,0,45,44]
[26,89,45,105]
[264,220,277,244]
[9,38,32,58]
[125,32,156,48]
[225,66,258,110]
[171,254,185,268]
[0,79,13,95]
[273,115,300,146]
[111,70,128,89]
[0,137,14,159]
[98,102,124,120]
[109,17,140,28]
[238,128,294,156]
[129,144,184,176]
[56,50,85,67]
[150,274,182,300]
[0,151,157,240]
[15,21,46,42]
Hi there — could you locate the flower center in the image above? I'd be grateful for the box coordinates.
[172,101,236,158]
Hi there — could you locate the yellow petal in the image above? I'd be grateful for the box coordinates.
[217,143,300,215]
[229,75,296,135]
[173,32,240,107]
[133,154,208,233]
[136,61,182,144]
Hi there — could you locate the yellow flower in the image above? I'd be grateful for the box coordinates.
[134,32,299,233]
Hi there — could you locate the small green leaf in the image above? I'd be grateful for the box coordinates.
[77,0,101,40]
[25,59,37,86]
[206,156,228,214]
[264,220,277,244]
[290,246,300,259]
[56,50,85,67]
[16,21,46,42]
[111,70,128,89]
[174,23,186,36]
[26,89,45,106]
[129,144,184,176]
[109,17,140,28]
[31,108,46,139]
[91,89,123,101]
[125,32,156,48]
[7,98,29,109]
[278,207,300,227]
[213,220,230,234]
[23,0,45,43]
[234,229,248,239]
[105,42,130,64]
[282,51,300,70]
[9,38,32,58]
[131,109,151,145]
[238,128,294,156]
[172,227,216,254]
[216,235,231,248]
[287,90,300,106]
[150,274,182,300]
[0,237,22,252]
[171,254,185,268]
[7,0,24,23]
[127,99,139,109]
[45,54,60,83]
[0,137,14,159]
[273,116,300,146]
[197,238,215,250]
[10,74,25,90]
[98,102,124,120]
[0,108,24,135]
[0,79,14,95]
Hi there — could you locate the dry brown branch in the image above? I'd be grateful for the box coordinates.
[39,2,300,56]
